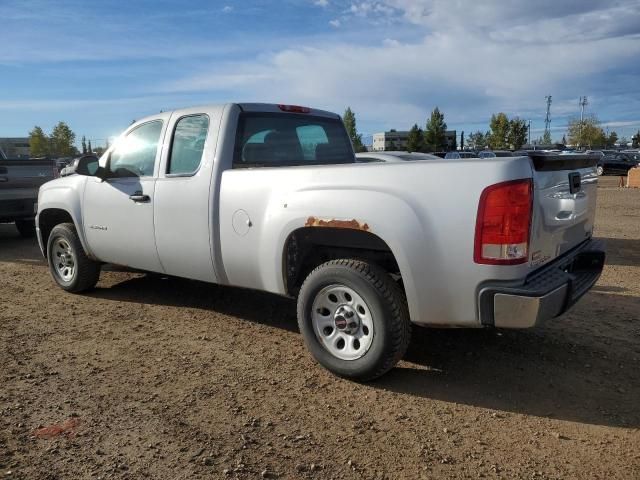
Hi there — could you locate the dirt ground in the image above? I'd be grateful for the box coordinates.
[1,176,639,479]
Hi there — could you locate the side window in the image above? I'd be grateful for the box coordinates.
[168,114,209,175]
[110,121,163,177]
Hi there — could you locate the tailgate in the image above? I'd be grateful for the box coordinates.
[0,160,56,201]
[528,153,599,268]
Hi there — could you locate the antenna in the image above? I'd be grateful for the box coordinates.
[544,95,552,142]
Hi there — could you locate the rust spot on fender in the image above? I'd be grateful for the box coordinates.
[305,216,370,231]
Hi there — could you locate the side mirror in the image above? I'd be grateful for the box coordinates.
[75,155,103,178]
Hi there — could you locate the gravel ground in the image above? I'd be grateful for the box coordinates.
[1,176,639,479]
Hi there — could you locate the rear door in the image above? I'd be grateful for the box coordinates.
[528,154,598,267]
[154,111,220,282]
[83,118,167,272]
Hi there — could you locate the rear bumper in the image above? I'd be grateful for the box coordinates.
[478,238,605,328]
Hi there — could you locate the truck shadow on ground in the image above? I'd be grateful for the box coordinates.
[89,273,640,429]
[599,237,640,267]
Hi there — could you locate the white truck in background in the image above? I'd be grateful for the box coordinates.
[35,103,605,380]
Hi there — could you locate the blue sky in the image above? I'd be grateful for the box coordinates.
[1,0,640,147]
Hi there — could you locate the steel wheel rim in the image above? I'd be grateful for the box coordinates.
[311,284,374,361]
[597,166,604,176]
[52,237,76,282]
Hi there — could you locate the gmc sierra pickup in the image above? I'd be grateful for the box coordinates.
[0,149,58,237]
[35,103,605,380]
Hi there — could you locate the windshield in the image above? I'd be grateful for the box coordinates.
[234,113,354,167]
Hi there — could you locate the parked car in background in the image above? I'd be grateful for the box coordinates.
[36,102,604,381]
[596,151,640,176]
[0,149,59,237]
[444,151,476,159]
[478,151,496,158]
[356,151,441,162]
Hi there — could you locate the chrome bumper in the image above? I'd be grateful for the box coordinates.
[478,238,606,328]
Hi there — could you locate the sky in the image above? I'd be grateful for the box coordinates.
[1,0,640,147]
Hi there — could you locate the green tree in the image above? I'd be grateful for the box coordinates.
[508,118,528,150]
[542,130,552,145]
[567,115,606,149]
[460,131,465,150]
[406,124,424,152]
[424,107,447,151]
[342,107,365,152]
[488,113,510,149]
[632,130,640,148]
[618,136,628,148]
[467,131,488,151]
[50,121,76,157]
[606,131,618,147]
[29,126,49,157]
[562,134,567,146]
[81,135,87,154]
[87,139,92,154]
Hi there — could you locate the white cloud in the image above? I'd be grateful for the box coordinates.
[329,19,341,27]
[222,5,233,13]
[160,0,640,132]
[314,0,329,7]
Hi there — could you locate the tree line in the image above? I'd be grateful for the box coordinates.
[29,122,107,158]
[342,107,530,152]
[343,106,640,152]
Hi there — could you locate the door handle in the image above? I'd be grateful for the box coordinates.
[129,193,150,203]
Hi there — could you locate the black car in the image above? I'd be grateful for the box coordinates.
[597,152,640,176]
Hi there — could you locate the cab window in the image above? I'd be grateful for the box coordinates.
[167,114,209,175]
[110,121,163,177]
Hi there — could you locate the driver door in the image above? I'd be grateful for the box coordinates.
[83,118,167,272]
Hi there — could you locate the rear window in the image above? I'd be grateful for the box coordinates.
[233,113,354,167]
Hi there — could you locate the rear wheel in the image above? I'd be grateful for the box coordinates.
[297,259,411,381]
[47,223,101,292]
[15,219,36,238]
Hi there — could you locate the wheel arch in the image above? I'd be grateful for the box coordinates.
[38,208,91,259]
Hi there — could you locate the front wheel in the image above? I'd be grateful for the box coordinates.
[47,223,101,292]
[596,165,604,176]
[297,259,411,381]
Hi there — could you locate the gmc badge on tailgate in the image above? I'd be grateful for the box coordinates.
[569,172,581,194]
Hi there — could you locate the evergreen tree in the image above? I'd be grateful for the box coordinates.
[562,134,567,146]
[29,126,50,157]
[507,118,528,150]
[81,135,87,154]
[542,130,552,145]
[50,121,76,157]
[460,131,464,150]
[87,139,92,153]
[342,107,365,152]
[406,124,424,152]
[607,131,618,147]
[424,107,447,151]
[632,130,640,148]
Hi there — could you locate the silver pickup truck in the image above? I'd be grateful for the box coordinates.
[36,103,605,380]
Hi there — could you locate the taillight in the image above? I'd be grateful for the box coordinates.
[474,179,532,265]
[278,104,310,113]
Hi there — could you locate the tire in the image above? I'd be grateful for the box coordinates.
[15,219,36,238]
[47,223,101,293]
[297,259,411,381]
[596,165,604,176]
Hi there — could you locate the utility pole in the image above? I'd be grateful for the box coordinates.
[528,120,531,146]
[578,96,588,149]
[544,95,552,144]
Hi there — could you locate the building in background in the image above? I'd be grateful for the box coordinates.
[0,138,30,158]
[372,130,457,151]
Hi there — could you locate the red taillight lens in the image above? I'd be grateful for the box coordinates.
[474,179,532,265]
[277,104,310,113]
